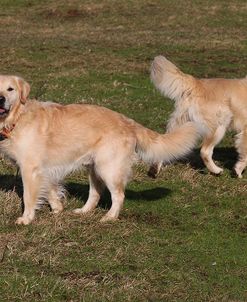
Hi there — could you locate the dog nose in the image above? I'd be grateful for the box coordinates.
[0,96,6,105]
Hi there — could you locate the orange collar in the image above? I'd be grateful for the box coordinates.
[0,125,15,140]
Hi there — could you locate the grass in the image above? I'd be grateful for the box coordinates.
[0,0,247,301]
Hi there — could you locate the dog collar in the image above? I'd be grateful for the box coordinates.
[0,125,15,140]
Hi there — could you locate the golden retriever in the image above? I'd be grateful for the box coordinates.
[149,55,247,178]
[0,75,198,225]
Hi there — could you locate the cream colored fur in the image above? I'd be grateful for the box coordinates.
[150,55,247,178]
[0,75,199,225]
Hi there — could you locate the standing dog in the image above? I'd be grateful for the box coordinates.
[149,55,247,178]
[0,75,198,225]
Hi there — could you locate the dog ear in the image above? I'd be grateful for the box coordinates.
[15,76,30,104]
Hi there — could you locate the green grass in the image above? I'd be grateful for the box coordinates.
[0,0,247,301]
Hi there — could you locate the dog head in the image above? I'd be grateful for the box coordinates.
[0,75,30,119]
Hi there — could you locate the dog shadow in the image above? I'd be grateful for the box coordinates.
[0,175,171,210]
[0,174,23,197]
[66,182,171,209]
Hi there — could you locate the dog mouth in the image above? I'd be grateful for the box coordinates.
[0,107,9,116]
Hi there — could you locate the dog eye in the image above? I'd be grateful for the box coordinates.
[7,87,14,91]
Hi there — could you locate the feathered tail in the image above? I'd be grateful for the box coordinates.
[134,121,199,164]
[150,55,195,101]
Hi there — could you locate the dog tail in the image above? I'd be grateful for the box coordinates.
[151,55,195,101]
[134,121,199,164]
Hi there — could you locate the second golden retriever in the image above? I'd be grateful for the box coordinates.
[0,75,198,224]
[149,55,247,178]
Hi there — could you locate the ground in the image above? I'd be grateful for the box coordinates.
[0,0,246,301]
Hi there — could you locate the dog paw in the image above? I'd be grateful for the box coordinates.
[52,205,64,214]
[73,206,96,215]
[233,167,243,178]
[15,216,32,225]
[147,163,162,178]
[100,215,118,223]
[72,208,87,215]
[147,167,159,178]
[212,167,223,175]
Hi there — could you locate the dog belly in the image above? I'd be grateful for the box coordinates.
[43,152,93,182]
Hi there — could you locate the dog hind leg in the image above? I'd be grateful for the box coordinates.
[48,184,64,214]
[200,125,226,174]
[147,162,163,178]
[96,155,131,222]
[100,183,125,222]
[234,129,247,178]
[73,165,105,214]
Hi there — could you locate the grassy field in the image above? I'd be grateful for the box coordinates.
[0,0,247,301]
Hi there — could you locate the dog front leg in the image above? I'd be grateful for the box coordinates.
[16,166,43,225]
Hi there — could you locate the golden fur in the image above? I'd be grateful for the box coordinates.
[0,75,198,224]
[149,55,247,178]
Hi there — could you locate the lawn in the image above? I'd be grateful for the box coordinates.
[0,0,246,301]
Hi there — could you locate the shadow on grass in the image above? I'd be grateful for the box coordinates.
[0,174,23,197]
[0,174,171,210]
[66,182,171,210]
